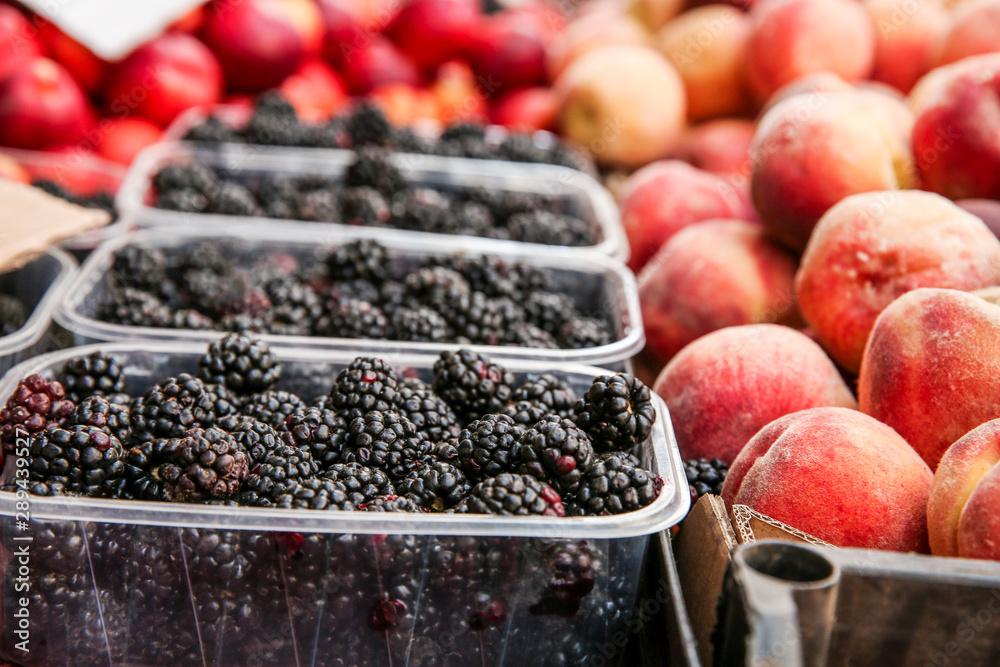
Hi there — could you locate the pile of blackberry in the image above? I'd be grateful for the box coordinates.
[32,178,118,221]
[1,339,662,518]
[96,238,615,350]
[183,94,594,174]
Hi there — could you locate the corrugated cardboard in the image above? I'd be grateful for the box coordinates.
[729,504,833,548]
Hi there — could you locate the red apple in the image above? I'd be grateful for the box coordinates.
[279,58,348,123]
[169,6,206,33]
[341,35,422,95]
[97,116,164,165]
[0,58,96,149]
[470,8,551,96]
[37,20,107,95]
[385,0,481,72]
[490,87,558,133]
[0,5,42,84]
[317,0,364,68]
[105,33,222,128]
[201,0,308,93]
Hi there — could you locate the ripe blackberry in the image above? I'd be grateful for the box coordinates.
[504,324,559,349]
[207,181,263,216]
[440,254,519,298]
[514,374,578,420]
[574,373,655,453]
[185,115,240,143]
[325,462,394,505]
[110,244,168,291]
[328,356,403,419]
[339,186,392,226]
[439,122,487,144]
[390,188,457,234]
[391,306,451,342]
[558,317,613,349]
[393,126,430,153]
[344,146,405,196]
[519,415,596,495]
[327,278,382,306]
[243,92,307,145]
[573,454,662,515]
[153,163,220,196]
[464,473,564,516]
[343,410,432,480]
[453,200,496,237]
[524,291,577,336]
[156,187,208,212]
[96,287,175,328]
[404,266,470,305]
[433,350,515,423]
[295,187,340,222]
[281,407,349,468]
[174,240,231,276]
[129,373,238,442]
[183,270,271,320]
[123,427,249,501]
[56,351,126,403]
[273,477,355,510]
[443,291,507,345]
[241,390,306,429]
[528,539,600,619]
[346,101,392,147]
[501,400,550,429]
[198,333,281,395]
[684,458,728,500]
[0,294,27,336]
[68,396,131,444]
[319,299,390,339]
[27,425,124,497]
[0,374,74,449]
[228,418,284,464]
[238,442,320,506]
[507,211,595,247]
[325,238,391,284]
[397,461,470,510]
[497,134,550,164]
[359,494,423,512]
[456,414,525,480]
[398,377,461,443]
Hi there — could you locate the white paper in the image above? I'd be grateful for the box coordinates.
[20,0,208,61]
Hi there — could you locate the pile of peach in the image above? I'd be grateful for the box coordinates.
[554,0,1000,562]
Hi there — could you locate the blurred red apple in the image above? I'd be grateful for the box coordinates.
[279,58,348,123]
[169,6,206,33]
[201,0,308,93]
[432,60,488,125]
[341,35,421,95]
[280,0,325,58]
[37,21,108,95]
[386,0,481,72]
[490,87,558,132]
[97,116,164,165]
[0,58,96,149]
[0,5,42,84]
[317,0,364,68]
[470,8,551,96]
[105,33,222,128]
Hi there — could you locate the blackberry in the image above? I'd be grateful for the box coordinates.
[444,291,507,345]
[185,115,240,143]
[558,317,613,349]
[174,241,232,276]
[156,187,208,212]
[528,539,600,619]
[110,245,168,291]
[359,494,422,512]
[296,188,340,222]
[327,278,382,306]
[183,270,270,320]
[507,210,594,247]
[325,462,394,505]
[524,292,577,336]
[463,473,564,516]
[439,122,487,144]
[255,173,300,211]
[328,357,403,419]
[68,396,131,444]
[505,325,559,349]
[501,400,550,429]
[343,410,432,480]
[513,374,578,420]
[497,134,550,164]
[684,458,728,500]
[123,427,249,501]
[345,101,393,147]
[398,377,461,443]
[207,181,263,216]
[441,254,519,298]
[241,390,306,429]
[344,146,405,196]
[432,350,515,423]
[339,186,392,226]
[519,416,596,495]
[238,442,320,506]
[391,306,451,342]
[261,276,323,335]
[319,299,390,339]
[129,373,238,442]
[456,414,525,480]
[281,407,350,469]
[397,461,470,510]
[404,266,470,305]
[573,454,662,515]
[379,279,409,318]
[390,188,457,234]
[0,374,74,449]
[198,333,281,395]
[273,477,355,510]
[96,287,175,328]
[56,351,126,403]
[228,418,284,464]
[325,238,392,284]
[0,294,27,336]
[27,425,124,497]
[453,199,496,237]
[244,92,307,145]
[153,163,220,196]
[573,373,655,453]
[393,126,430,153]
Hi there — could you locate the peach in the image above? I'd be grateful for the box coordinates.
[628,0,685,30]
[757,71,856,117]
[796,190,1000,372]
[547,9,649,78]
[673,118,755,178]
[618,160,751,270]
[555,45,686,170]
[864,0,949,93]
[927,419,1000,560]
[721,407,933,552]
[911,53,1000,200]
[745,0,875,103]
[750,91,915,252]
[654,325,857,464]
[653,4,752,121]
[957,199,1000,239]
[938,0,1000,65]
[859,288,1000,470]
[638,221,799,364]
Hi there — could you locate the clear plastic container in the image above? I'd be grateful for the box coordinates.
[0,148,132,254]
[116,140,628,261]
[0,341,689,667]
[55,227,644,367]
[0,248,77,377]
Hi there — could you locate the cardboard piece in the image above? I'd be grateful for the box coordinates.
[0,180,111,272]
[730,504,834,548]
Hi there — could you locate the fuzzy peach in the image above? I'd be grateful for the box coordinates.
[655,325,857,464]
[673,118,755,177]
[938,0,1000,65]
[864,0,949,93]
[721,407,933,552]
[859,288,1000,470]
[795,190,1000,372]
[957,199,1000,239]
